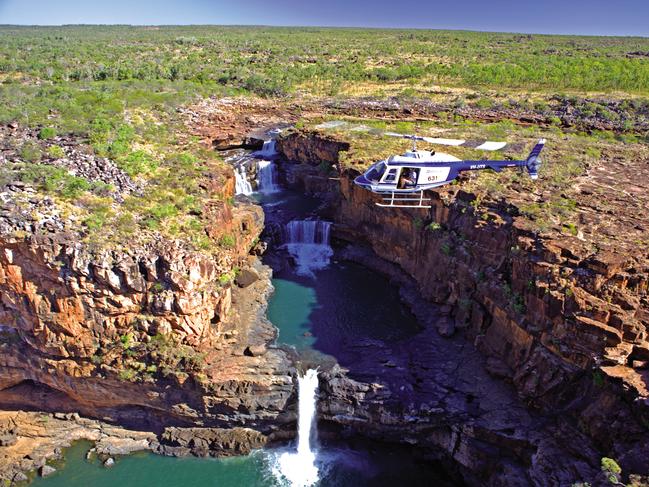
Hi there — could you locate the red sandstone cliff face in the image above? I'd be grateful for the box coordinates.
[0,170,295,442]
[277,130,649,478]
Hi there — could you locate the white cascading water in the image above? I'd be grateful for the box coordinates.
[258,139,278,157]
[284,220,333,277]
[234,164,253,195]
[257,159,280,193]
[273,369,320,487]
[254,139,280,193]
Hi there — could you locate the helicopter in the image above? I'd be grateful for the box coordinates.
[353,134,546,208]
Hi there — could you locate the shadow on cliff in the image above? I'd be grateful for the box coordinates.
[0,376,217,434]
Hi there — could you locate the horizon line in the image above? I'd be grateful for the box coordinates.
[0,23,647,39]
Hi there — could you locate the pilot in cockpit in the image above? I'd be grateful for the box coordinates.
[398,169,416,189]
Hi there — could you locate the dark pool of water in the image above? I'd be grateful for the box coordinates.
[268,260,421,363]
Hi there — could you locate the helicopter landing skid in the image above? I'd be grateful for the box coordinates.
[376,191,432,208]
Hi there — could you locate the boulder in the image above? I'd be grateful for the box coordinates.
[244,344,266,357]
[0,431,17,447]
[235,268,260,288]
[38,465,56,477]
[436,316,456,337]
[13,472,29,482]
[103,457,115,468]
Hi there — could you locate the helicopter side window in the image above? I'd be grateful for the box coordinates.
[383,168,399,184]
[365,162,387,183]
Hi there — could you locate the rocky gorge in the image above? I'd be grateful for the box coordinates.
[0,96,647,486]
[0,121,300,482]
[274,129,649,485]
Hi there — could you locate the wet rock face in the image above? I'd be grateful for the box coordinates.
[276,132,649,481]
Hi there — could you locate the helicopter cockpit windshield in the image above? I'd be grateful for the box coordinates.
[365,161,387,183]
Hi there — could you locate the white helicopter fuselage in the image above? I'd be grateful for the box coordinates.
[353,135,546,208]
[361,150,462,194]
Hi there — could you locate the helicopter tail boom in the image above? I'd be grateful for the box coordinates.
[525,138,546,180]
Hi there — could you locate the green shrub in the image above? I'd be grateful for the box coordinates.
[120,332,135,349]
[82,200,112,231]
[146,203,178,222]
[119,150,158,176]
[59,176,90,199]
[600,457,622,484]
[563,223,578,236]
[474,97,493,109]
[16,163,92,200]
[219,272,234,285]
[118,368,137,381]
[47,145,65,158]
[219,234,236,248]
[601,458,621,475]
[592,370,605,388]
[38,127,56,139]
[20,142,42,163]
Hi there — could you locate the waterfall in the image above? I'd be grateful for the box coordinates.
[285,220,331,245]
[234,164,253,195]
[256,139,278,157]
[257,159,280,193]
[274,369,320,487]
[284,220,333,277]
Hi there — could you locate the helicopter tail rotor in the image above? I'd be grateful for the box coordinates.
[525,139,546,180]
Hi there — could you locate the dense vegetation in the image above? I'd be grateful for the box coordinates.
[0,25,647,249]
[1,25,649,97]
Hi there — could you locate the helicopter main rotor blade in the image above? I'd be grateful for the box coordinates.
[421,137,466,146]
[474,141,507,151]
[384,133,507,151]
[384,132,421,139]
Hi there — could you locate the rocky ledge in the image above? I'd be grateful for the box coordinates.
[277,130,649,485]
[0,255,298,482]
[0,410,156,483]
[0,143,302,481]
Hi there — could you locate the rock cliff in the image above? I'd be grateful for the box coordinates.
[277,130,649,484]
[0,140,298,480]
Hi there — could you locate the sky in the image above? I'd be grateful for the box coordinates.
[0,0,647,37]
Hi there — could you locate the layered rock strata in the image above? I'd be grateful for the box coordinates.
[277,130,649,484]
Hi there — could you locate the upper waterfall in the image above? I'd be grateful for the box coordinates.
[234,164,253,195]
